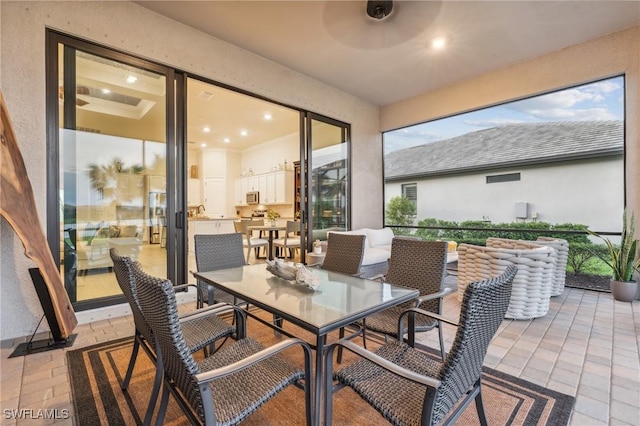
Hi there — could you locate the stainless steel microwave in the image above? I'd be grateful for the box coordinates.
[246,191,259,205]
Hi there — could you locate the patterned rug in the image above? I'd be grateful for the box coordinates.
[68,311,575,425]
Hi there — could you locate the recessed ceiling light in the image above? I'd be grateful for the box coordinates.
[240,130,248,137]
[126,75,137,84]
[432,37,446,50]
[203,126,210,133]
[263,113,272,120]
[223,137,230,143]
[101,88,111,94]
[200,143,207,148]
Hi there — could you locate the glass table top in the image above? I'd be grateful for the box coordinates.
[195,264,419,334]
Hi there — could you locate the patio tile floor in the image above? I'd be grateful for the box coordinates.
[0,278,638,425]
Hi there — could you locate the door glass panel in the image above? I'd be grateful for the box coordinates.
[59,47,167,304]
[308,118,349,249]
[185,78,300,268]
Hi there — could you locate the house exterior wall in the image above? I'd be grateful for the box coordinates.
[381,25,640,234]
[0,1,381,340]
[385,157,623,231]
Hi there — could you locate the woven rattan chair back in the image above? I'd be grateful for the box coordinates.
[430,265,517,424]
[386,238,447,312]
[110,248,153,344]
[194,233,246,306]
[322,233,366,276]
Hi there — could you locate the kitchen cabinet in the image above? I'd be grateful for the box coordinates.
[274,170,293,203]
[233,170,293,206]
[201,150,226,178]
[187,219,236,254]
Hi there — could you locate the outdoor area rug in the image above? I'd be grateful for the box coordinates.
[68,311,575,425]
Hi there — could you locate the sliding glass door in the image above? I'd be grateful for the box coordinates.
[302,114,350,256]
[48,32,174,309]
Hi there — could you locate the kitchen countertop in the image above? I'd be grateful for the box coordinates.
[188,216,236,221]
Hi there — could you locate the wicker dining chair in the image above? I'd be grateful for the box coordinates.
[321,232,367,362]
[132,265,314,426]
[194,233,246,307]
[109,249,237,426]
[324,266,518,426]
[321,233,367,276]
[358,238,450,359]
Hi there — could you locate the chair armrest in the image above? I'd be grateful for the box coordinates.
[325,339,441,388]
[415,287,452,306]
[173,283,197,292]
[368,273,385,282]
[397,307,459,343]
[178,302,237,322]
[194,338,312,383]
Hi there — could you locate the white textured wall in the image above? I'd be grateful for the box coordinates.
[386,158,624,230]
[0,1,381,340]
[381,26,640,230]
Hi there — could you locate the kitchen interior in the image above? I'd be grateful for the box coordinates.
[185,79,301,258]
[66,52,345,302]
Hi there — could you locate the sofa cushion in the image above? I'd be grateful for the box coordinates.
[366,227,394,248]
[362,247,390,266]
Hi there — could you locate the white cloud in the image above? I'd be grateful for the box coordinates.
[464,118,524,127]
[526,107,617,121]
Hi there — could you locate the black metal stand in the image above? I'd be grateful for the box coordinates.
[9,268,76,358]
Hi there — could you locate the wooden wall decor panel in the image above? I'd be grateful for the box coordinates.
[0,91,77,338]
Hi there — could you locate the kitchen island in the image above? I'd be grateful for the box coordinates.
[187,217,237,254]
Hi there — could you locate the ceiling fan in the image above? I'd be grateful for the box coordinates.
[323,0,442,49]
[58,85,90,107]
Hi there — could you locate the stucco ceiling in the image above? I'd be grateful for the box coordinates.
[136,0,640,107]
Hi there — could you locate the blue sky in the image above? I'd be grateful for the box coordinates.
[384,75,625,154]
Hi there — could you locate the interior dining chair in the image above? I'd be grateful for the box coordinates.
[109,249,237,426]
[194,233,246,308]
[358,238,450,360]
[234,220,269,263]
[324,265,518,426]
[132,264,314,426]
[273,220,301,259]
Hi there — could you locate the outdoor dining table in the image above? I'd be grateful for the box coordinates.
[194,263,419,424]
[248,223,286,260]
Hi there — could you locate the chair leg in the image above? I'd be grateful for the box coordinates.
[154,381,170,426]
[474,382,488,426]
[360,318,368,349]
[438,323,446,361]
[337,327,345,364]
[143,358,164,426]
[122,335,140,390]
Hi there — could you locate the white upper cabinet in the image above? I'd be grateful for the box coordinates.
[234,170,292,205]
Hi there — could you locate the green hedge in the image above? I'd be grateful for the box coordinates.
[406,218,609,274]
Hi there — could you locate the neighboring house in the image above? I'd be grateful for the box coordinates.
[384,121,624,232]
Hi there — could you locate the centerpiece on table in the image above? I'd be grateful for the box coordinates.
[266,259,320,291]
[267,209,280,227]
[587,209,640,302]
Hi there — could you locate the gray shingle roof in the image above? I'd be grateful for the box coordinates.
[384,121,623,181]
